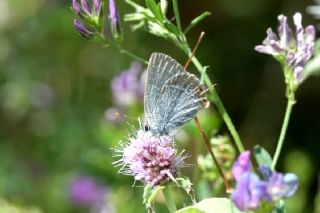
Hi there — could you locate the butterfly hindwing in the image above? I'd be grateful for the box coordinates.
[151,72,208,135]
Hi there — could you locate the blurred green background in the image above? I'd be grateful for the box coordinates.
[0,0,319,212]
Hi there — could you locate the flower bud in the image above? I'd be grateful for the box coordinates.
[74,19,93,39]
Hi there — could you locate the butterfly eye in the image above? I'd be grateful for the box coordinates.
[143,124,151,131]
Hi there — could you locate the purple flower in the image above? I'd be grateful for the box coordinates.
[231,151,299,211]
[104,107,124,123]
[255,12,315,84]
[259,166,299,202]
[72,0,103,39]
[74,19,93,38]
[72,0,102,17]
[232,151,251,181]
[115,130,186,186]
[109,0,121,38]
[232,172,265,211]
[111,62,145,106]
[69,176,105,206]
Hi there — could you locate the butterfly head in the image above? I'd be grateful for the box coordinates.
[142,122,151,132]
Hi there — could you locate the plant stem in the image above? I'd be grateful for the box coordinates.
[180,45,245,153]
[272,96,295,170]
[172,0,182,31]
[117,45,148,65]
[162,186,177,213]
[98,33,148,65]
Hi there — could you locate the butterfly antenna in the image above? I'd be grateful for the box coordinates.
[115,112,139,121]
[184,31,205,70]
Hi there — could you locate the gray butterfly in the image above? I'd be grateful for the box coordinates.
[143,52,209,135]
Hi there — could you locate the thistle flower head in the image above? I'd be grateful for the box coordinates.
[115,130,186,186]
[255,12,315,85]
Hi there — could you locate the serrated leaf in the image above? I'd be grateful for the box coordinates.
[176,198,245,213]
[254,145,273,167]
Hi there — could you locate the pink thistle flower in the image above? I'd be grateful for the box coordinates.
[114,130,187,186]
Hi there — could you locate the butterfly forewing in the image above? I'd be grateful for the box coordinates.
[144,52,208,135]
[144,53,184,128]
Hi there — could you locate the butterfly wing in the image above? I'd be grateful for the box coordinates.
[151,72,209,135]
[144,52,185,127]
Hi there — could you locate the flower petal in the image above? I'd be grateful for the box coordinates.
[232,151,251,181]
[232,172,264,211]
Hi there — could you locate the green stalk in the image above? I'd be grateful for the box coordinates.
[271,95,295,170]
[117,46,148,65]
[179,45,245,153]
[98,33,148,65]
[172,0,182,31]
[163,186,177,213]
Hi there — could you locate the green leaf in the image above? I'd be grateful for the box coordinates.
[175,177,193,194]
[143,184,164,208]
[271,200,285,213]
[175,206,204,213]
[176,198,245,213]
[253,145,273,167]
[184,11,211,34]
[145,0,164,20]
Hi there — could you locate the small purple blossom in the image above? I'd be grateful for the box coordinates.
[81,0,92,14]
[74,19,93,38]
[111,62,145,106]
[109,0,121,38]
[93,0,102,14]
[72,0,83,16]
[232,172,265,211]
[259,166,299,202]
[73,0,102,17]
[255,12,315,84]
[232,151,251,181]
[69,175,105,206]
[231,151,299,211]
[104,107,124,123]
[72,0,103,39]
[115,130,186,186]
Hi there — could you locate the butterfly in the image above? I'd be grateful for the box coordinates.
[142,52,209,135]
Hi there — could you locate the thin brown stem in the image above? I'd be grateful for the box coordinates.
[183,32,231,193]
[183,32,205,70]
[194,117,232,192]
